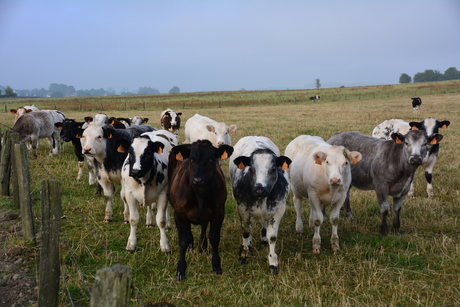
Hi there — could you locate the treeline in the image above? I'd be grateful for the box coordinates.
[0,83,181,98]
[399,67,459,84]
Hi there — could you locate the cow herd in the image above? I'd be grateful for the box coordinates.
[8,103,450,281]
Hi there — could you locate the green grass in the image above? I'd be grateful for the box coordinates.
[0,82,459,306]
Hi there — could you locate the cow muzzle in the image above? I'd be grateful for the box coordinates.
[329,177,342,186]
[409,155,423,165]
[253,185,269,198]
[83,148,93,155]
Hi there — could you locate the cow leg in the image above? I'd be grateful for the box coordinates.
[146,203,154,227]
[175,214,193,281]
[266,204,286,275]
[199,223,208,253]
[343,188,354,220]
[293,192,304,235]
[156,193,171,253]
[260,220,268,245]
[308,195,323,254]
[392,196,405,235]
[77,161,84,181]
[424,155,437,197]
[408,180,416,197]
[120,184,130,223]
[125,193,139,252]
[237,205,253,265]
[375,190,390,236]
[209,217,224,275]
[330,199,344,252]
[98,175,115,222]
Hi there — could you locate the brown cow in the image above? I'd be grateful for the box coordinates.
[168,140,233,281]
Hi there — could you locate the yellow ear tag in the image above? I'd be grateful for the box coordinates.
[237,161,245,170]
[117,145,125,153]
[281,161,289,170]
[315,157,323,165]
[175,152,184,161]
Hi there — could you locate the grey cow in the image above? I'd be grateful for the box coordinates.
[327,130,442,235]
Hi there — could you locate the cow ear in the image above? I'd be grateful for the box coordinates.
[349,151,362,165]
[428,133,443,145]
[439,120,450,129]
[313,151,326,165]
[25,109,33,113]
[153,142,165,154]
[218,145,233,160]
[177,113,182,117]
[391,133,404,144]
[10,109,17,114]
[117,144,126,153]
[172,145,190,161]
[55,123,63,129]
[276,156,292,170]
[143,118,149,124]
[409,122,421,130]
[228,125,237,133]
[234,156,249,170]
[206,124,215,132]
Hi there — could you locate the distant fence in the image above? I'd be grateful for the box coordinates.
[0,130,134,307]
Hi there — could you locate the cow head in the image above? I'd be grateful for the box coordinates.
[233,149,291,198]
[392,130,443,165]
[55,119,83,142]
[409,117,450,136]
[206,123,237,146]
[313,147,361,186]
[172,140,233,191]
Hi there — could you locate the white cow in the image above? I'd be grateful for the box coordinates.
[184,113,237,146]
[372,119,411,139]
[10,105,40,122]
[120,130,178,253]
[229,136,291,275]
[285,135,362,253]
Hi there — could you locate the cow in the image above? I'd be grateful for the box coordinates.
[109,117,127,129]
[285,135,361,253]
[119,130,178,253]
[81,113,109,129]
[411,97,422,112]
[168,140,233,281]
[372,117,450,197]
[75,122,156,222]
[130,116,149,126]
[310,95,321,101]
[160,109,182,135]
[327,130,443,235]
[11,110,66,157]
[10,105,40,122]
[184,113,237,147]
[229,136,291,274]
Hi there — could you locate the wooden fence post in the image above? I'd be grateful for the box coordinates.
[38,179,62,307]
[0,130,20,197]
[13,143,35,243]
[90,265,132,307]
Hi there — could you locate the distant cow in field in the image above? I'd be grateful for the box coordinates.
[12,110,65,157]
[411,97,422,112]
[184,113,237,147]
[168,140,233,281]
[130,116,149,126]
[372,117,450,197]
[119,130,178,253]
[160,109,182,135]
[328,130,442,235]
[229,136,291,274]
[310,95,320,101]
[285,135,361,253]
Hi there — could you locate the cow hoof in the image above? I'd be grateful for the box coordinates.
[331,244,340,252]
[270,265,279,275]
[145,224,154,228]
[166,227,171,231]
[296,231,303,236]
[176,272,185,281]
[104,219,112,223]
[312,248,321,254]
[213,269,222,275]
[407,192,415,197]
[124,221,129,224]
[238,257,248,265]
[260,240,268,246]
[126,249,135,254]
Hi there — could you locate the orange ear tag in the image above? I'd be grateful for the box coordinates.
[429,138,437,145]
[281,161,289,170]
[315,157,323,165]
[238,161,245,170]
[395,137,403,144]
[221,152,229,160]
[176,152,184,161]
[117,145,125,153]
[157,147,163,154]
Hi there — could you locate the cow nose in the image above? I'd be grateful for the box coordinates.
[193,177,204,185]
[83,148,91,155]
[130,169,140,176]
[330,177,341,186]
[253,185,268,198]
[409,156,423,165]
[217,141,224,146]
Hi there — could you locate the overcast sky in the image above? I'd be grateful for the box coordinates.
[1,0,459,94]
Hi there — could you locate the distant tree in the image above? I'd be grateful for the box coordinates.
[77,89,92,97]
[399,73,412,84]
[50,91,64,98]
[315,78,321,89]
[443,67,460,80]
[169,86,180,94]
[4,86,17,97]
[138,87,160,95]
[413,69,444,82]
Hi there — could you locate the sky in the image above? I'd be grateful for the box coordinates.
[0,0,459,94]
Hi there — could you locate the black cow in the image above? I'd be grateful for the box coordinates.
[411,97,422,112]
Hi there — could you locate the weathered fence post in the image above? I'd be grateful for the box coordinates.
[90,265,132,307]
[38,179,62,307]
[0,130,20,197]
[13,143,35,243]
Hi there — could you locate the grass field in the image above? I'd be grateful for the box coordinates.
[0,83,459,306]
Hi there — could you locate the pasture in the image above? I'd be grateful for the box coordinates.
[1,88,459,306]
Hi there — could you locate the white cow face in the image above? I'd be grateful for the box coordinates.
[314,147,361,186]
[80,124,112,157]
[206,123,237,146]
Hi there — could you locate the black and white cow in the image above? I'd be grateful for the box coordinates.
[372,117,450,197]
[328,130,442,235]
[229,136,291,275]
[160,109,182,135]
[119,130,178,253]
[411,97,422,112]
[11,110,66,157]
[310,95,321,101]
[76,122,156,222]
